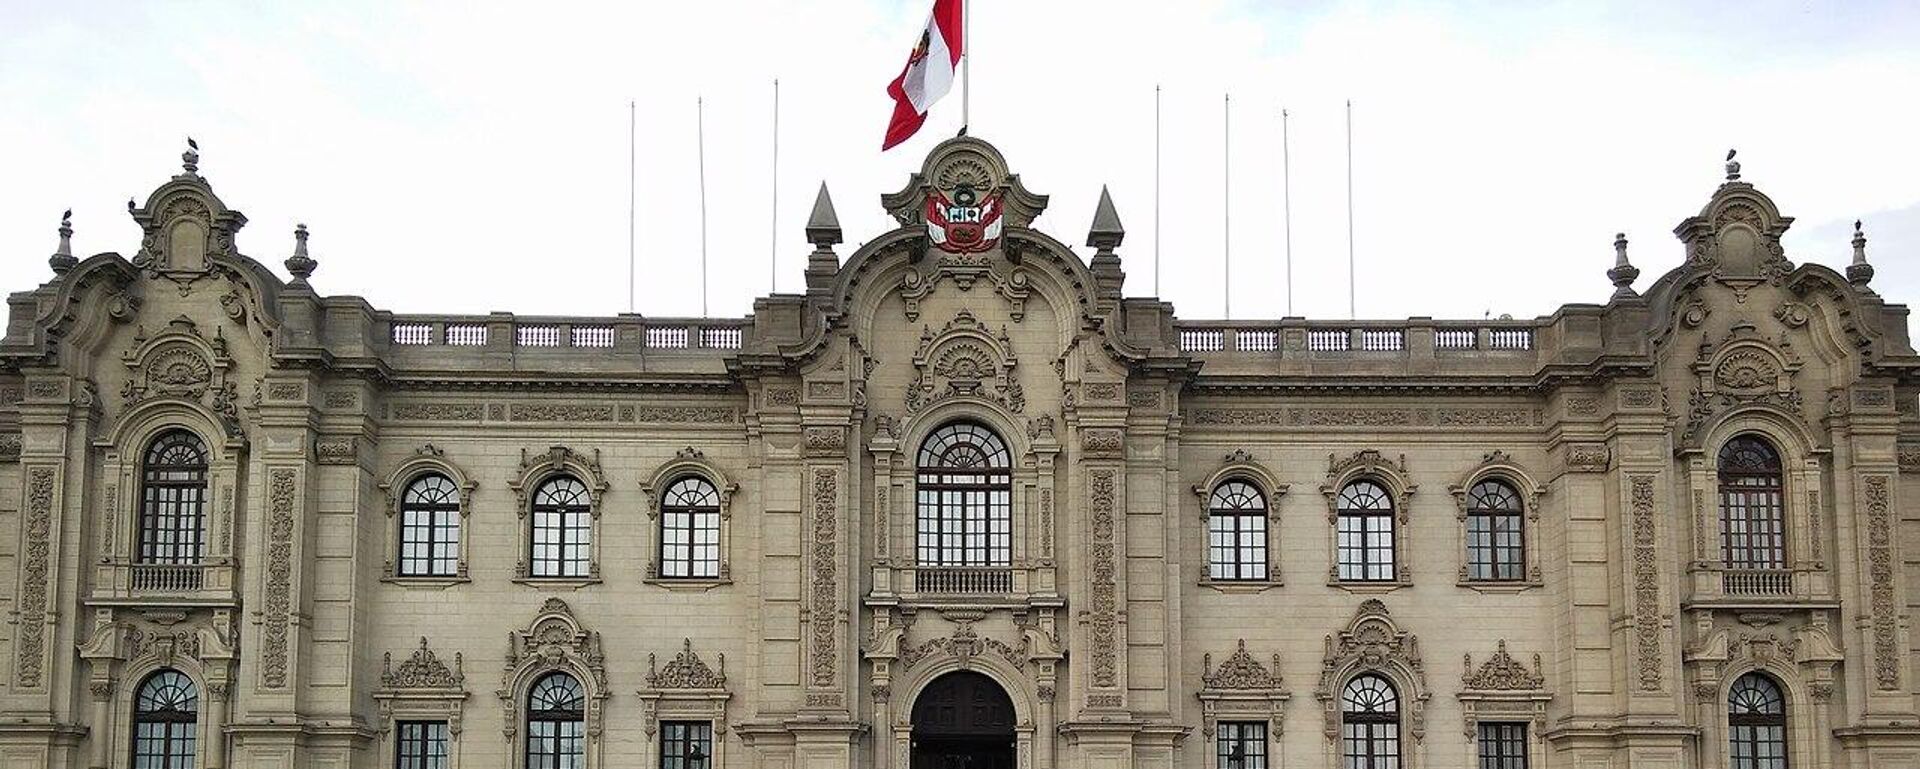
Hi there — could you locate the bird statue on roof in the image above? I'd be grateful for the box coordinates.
[1724,148,1741,181]
[127,198,136,213]
[61,208,72,224]
[188,136,198,151]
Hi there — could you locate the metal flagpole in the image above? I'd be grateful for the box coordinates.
[1154,84,1161,297]
[1223,93,1231,320]
[698,96,709,317]
[628,99,636,314]
[771,79,780,294]
[1346,98,1355,320]
[961,0,971,129]
[1282,107,1293,316]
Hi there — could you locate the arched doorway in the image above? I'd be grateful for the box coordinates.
[911,671,1016,769]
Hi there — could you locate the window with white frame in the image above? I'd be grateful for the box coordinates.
[1465,480,1526,582]
[915,422,1013,567]
[398,474,462,577]
[1208,480,1268,581]
[139,430,209,565]
[659,477,722,579]
[1336,481,1396,582]
[531,477,593,578]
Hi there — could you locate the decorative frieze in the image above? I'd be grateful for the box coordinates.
[262,468,298,688]
[265,382,305,401]
[1620,386,1661,409]
[1565,443,1609,472]
[1437,408,1539,427]
[1087,468,1119,692]
[0,433,19,463]
[323,389,358,409]
[1629,474,1663,692]
[1080,428,1123,457]
[509,404,616,422]
[314,436,358,465]
[898,623,1025,670]
[1565,396,1599,416]
[390,402,484,421]
[804,426,847,457]
[632,405,740,423]
[808,469,840,693]
[1899,444,1920,474]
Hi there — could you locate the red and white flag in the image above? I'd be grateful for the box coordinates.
[882,0,963,151]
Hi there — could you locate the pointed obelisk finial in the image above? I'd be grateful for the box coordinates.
[285,223,317,286]
[1087,185,1125,252]
[182,136,201,176]
[49,208,78,275]
[1724,148,1740,182]
[1606,232,1639,300]
[1847,218,1874,289]
[804,182,841,297]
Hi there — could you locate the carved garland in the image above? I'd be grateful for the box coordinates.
[807,468,841,705]
[1087,469,1120,697]
[1866,475,1899,690]
[15,467,54,687]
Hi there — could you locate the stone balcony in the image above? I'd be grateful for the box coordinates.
[90,559,240,608]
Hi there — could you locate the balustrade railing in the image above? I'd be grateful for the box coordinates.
[915,567,1015,595]
[130,563,205,593]
[1721,569,1793,597]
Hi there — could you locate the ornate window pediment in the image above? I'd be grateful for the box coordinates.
[379,445,478,583]
[508,448,608,583]
[1684,324,1808,448]
[640,447,738,585]
[376,637,470,763]
[638,638,732,767]
[906,311,1024,415]
[1198,639,1289,743]
[1448,451,1546,589]
[119,316,240,434]
[1317,600,1429,743]
[499,598,607,769]
[1323,451,1415,588]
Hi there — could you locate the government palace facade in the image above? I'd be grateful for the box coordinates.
[1,136,1917,769]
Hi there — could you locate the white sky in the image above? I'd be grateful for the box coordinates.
[4,0,1918,322]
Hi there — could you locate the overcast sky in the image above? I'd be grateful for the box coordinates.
[4,0,1918,322]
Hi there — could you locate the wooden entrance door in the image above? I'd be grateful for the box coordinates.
[911,671,1016,769]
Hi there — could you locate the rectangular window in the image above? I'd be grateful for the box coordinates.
[661,720,714,769]
[1466,512,1525,581]
[1477,722,1527,769]
[1215,721,1267,768]
[1337,512,1396,581]
[395,720,449,769]
[1209,513,1268,580]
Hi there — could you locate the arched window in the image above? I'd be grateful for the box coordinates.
[398,474,461,577]
[1465,479,1525,581]
[1208,480,1268,581]
[1340,674,1401,769]
[531,477,592,578]
[915,422,1013,567]
[1336,481,1395,582]
[660,476,722,579]
[1728,672,1787,769]
[1719,436,1786,571]
[139,430,209,565]
[132,669,198,769]
[526,672,586,768]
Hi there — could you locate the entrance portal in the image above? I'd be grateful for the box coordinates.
[910,671,1016,769]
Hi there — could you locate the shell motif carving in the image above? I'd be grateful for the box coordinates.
[1714,350,1780,392]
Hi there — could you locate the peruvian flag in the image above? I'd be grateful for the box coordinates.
[882,0,963,150]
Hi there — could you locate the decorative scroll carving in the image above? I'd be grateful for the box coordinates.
[0,434,19,463]
[384,637,465,689]
[906,311,1024,415]
[390,402,484,421]
[314,436,357,465]
[1898,444,1920,474]
[262,468,298,688]
[265,382,305,401]
[16,467,54,687]
[1630,475,1663,692]
[119,316,241,430]
[1565,443,1609,472]
[1566,397,1599,416]
[648,638,727,690]
[804,426,848,457]
[1080,428,1122,456]
[1866,475,1899,689]
[898,623,1026,671]
[509,404,616,422]
[764,387,799,407]
[896,260,1035,322]
[1204,640,1283,690]
[1461,641,1544,691]
[631,405,741,423]
[1437,408,1539,427]
[809,469,839,693]
[1088,468,1119,692]
[502,598,608,736]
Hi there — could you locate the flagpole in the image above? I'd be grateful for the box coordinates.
[1282,107,1293,317]
[1346,98,1355,320]
[771,79,780,294]
[961,0,971,129]
[628,99,636,314]
[1154,84,1162,297]
[1223,92,1231,320]
[698,95,709,317]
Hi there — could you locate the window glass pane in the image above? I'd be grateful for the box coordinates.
[915,423,1014,567]
[139,431,209,566]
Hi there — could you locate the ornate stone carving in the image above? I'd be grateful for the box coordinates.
[502,598,608,736]
[1461,641,1544,691]
[631,405,740,423]
[390,402,484,421]
[1620,387,1660,408]
[1087,468,1119,692]
[1080,428,1123,457]
[0,433,19,463]
[764,387,799,407]
[804,426,848,457]
[1899,444,1920,474]
[906,311,1024,415]
[1203,640,1283,690]
[648,638,726,690]
[1714,349,1780,392]
[262,468,298,688]
[383,637,464,689]
[1630,475,1663,692]
[118,316,241,430]
[898,623,1026,670]
[1566,397,1599,416]
[1189,408,1288,425]
[15,467,54,687]
[1565,443,1609,473]
[1437,408,1538,427]
[809,469,839,692]
[1317,600,1428,741]
[265,382,305,401]
[509,404,616,422]
[1866,475,1900,689]
[323,389,358,409]
[1127,389,1162,408]
[314,436,357,465]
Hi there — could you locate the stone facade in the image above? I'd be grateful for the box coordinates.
[0,137,1917,768]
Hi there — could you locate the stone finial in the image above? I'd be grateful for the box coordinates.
[182,136,201,176]
[1847,218,1875,289]
[285,223,317,285]
[1086,185,1125,252]
[1606,232,1639,299]
[49,208,77,275]
[805,182,842,248]
[1724,148,1740,182]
